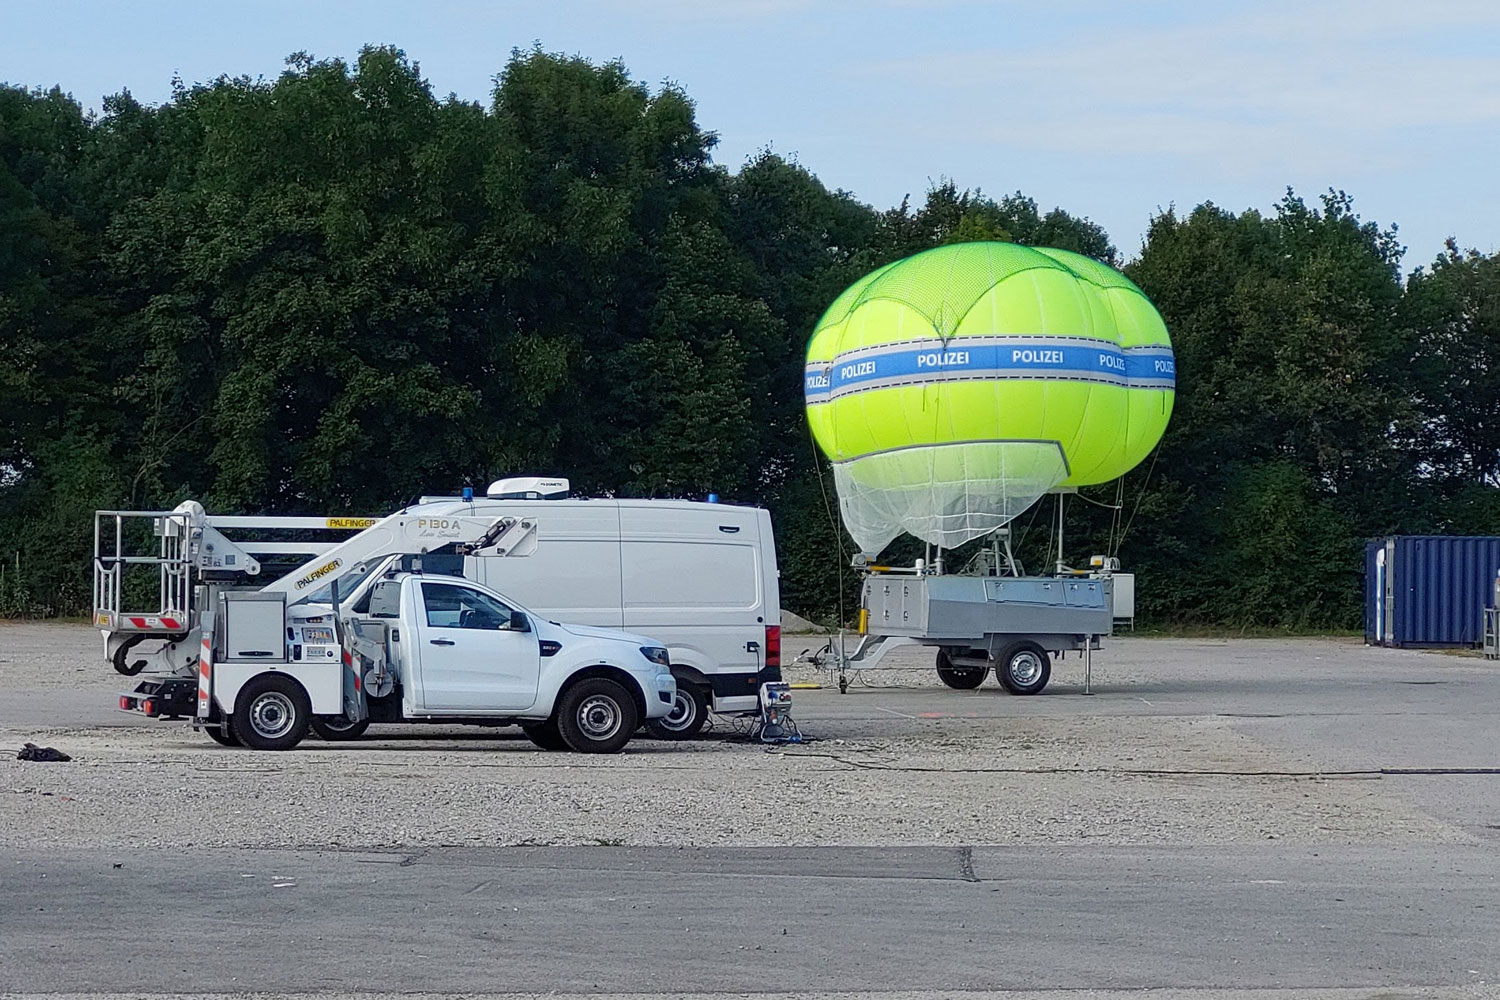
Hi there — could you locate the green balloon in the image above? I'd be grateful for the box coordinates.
[804,242,1174,554]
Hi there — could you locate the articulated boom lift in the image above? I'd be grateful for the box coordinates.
[93,496,684,754]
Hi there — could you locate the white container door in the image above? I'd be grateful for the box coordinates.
[1382,540,1395,644]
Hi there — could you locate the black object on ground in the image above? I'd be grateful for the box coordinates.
[16,743,70,762]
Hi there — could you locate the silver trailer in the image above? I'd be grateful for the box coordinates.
[813,514,1129,695]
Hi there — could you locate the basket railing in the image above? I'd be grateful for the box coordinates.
[93,510,193,627]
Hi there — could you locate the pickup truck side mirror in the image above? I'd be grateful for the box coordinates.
[509,610,531,633]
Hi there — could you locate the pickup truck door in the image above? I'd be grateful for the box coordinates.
[413,580,541,712]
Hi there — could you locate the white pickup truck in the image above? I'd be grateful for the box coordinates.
[332,571,678,753]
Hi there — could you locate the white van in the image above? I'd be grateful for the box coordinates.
[417,482,782,738]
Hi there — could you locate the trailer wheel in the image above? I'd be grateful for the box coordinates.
[521,719,569,751]
[232,676,311,751]
[936,647,988,690]
[646,683,708,739]
[204,715,242,748]
[995,641,1051,695]
[309,716,370,741]
[556,678,638,754]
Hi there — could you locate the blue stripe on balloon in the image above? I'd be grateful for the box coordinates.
[1124,348,1175,383]
[803,340,1174,402]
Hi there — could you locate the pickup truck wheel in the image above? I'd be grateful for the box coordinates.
[309,716,370,741]
[204,715,242,748]
[521,719,568,751]
[557,678,638,754]
[995,641,1052,695]
[232,676,311,751]
[646,683,708,739]
[936,647,988,689]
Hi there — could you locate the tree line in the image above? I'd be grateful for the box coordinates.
[2,46,1497,628]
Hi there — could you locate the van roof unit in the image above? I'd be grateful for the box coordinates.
[487,477,570,500]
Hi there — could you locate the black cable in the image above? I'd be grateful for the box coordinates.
[1108,477,1125,556]
[809,433,847,629]
[1010,499,1045,576]
[1044,493,1058,572]
[1113,442,1162,557]
[1072,491,1123,510]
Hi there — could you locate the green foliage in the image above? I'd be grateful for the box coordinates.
[1212,462,1360,628]
[1404,242,1500,490]
[1114,191,1423,629]
[0,49,1495,626]
[0,430,128,615]
[872,181,1115,264]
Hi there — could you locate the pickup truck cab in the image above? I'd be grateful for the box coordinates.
[331,572,678,753]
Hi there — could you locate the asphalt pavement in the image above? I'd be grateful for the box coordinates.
[3,844,1498,994]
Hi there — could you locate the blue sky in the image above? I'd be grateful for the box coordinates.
[4,0,1497,266]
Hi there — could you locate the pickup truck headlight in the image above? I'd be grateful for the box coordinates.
[640,646,671,669]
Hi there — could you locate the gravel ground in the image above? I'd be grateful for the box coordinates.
[1,715,1459,850]
[0,620,101,689]
[0,623,1470,851]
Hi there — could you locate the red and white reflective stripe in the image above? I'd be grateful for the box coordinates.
[197,634,212,716]
[342,648,361,691]
[125,615,183,630]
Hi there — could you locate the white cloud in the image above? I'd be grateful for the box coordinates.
[854,0,1500,174]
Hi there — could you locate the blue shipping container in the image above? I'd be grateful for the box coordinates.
[1366,535,1500,647]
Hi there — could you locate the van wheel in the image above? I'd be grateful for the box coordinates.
[309,716,370,741]
[521,719,569,751]
[232,675,311,751]
[936,647,988,689]
[204,714,242,748]
[647,684,708,739]
[995,641,1051,695]
[557,678,638,754]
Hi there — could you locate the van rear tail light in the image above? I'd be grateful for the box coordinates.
[765,625,781,669]
[119,696,132,711]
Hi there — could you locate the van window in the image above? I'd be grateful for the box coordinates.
[621,541,758,609]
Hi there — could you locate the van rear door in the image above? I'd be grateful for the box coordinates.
[619,503,767,703]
